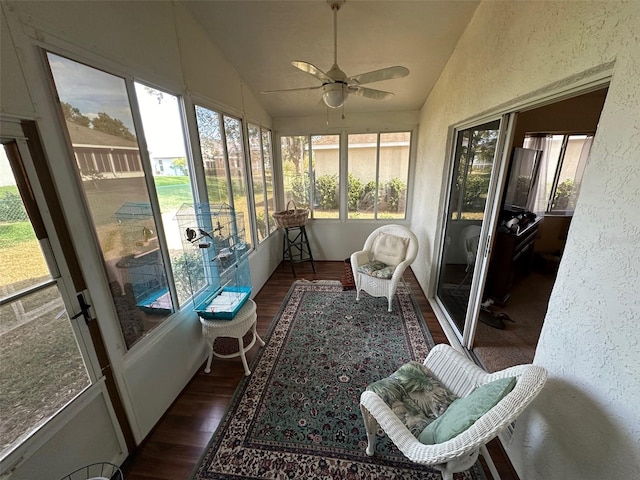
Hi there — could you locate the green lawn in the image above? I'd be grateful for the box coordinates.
[0,222,35,247]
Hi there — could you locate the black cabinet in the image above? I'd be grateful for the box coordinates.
[485,218,541,304]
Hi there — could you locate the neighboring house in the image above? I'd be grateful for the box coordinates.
[152,156,187,176]
[0,2,638,480]
[65,120,143,178]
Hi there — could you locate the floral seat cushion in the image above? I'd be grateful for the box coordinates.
[366,361,458,436]
[357,261,396,279]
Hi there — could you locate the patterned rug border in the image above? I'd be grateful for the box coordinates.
[190,280,483,480]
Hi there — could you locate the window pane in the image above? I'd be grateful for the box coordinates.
[195,106,227,204]
[311,135,339,219]
[223,116,251,247]
[261,130,277,235]
[0,148,90,455]
[0,155,50,291]
[248,124,268,242]
[281,136,310,210]
[134,83,195,305]
[551,135,590,212]
[378,132,410,219]
[347,133,378,219]
[47,53,174,349]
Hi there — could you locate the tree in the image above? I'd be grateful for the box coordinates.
[91,112,136,141]
[61,102,91,127]
[171,157,187,175]
[281,136,308,175]
[195,107,224,168]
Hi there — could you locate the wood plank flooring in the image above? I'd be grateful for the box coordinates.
[121,261,519,480]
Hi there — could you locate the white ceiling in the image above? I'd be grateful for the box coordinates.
[182,1,480,119]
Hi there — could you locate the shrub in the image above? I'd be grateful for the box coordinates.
[347,173,363,211]
[462,173,490,211]
[553,179,576,210]
[290,174,309,206]
[384,178,407,212]
[255,211,267,239]
[315,175,338,209]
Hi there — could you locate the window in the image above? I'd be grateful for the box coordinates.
[281,135,340,219]
[348,132,411,219]
[524,133,593,214]
[247,124,276,242]
[47,53,193,349]
[448,126,500,221]
[194,106,252,248]
[134,83,196,305]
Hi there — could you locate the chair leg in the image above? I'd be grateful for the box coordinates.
[359,404,377,456]
[203,337,215,374]
[387,296,393,312]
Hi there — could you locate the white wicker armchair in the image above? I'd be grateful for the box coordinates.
[350,224,418,312]
[360,344,547,480]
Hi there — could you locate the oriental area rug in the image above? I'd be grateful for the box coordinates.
[191,280,485,480]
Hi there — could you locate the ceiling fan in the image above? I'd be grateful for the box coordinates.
[261,0,409,109]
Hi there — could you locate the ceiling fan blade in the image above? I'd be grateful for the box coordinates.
[291,61,332,83]
[261,85,323,94]
[348,86,394,100]
[348,66,409,86]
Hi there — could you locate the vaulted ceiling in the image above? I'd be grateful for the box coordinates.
[182,1,480,118]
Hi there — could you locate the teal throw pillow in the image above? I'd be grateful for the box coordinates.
[418,376,517,445]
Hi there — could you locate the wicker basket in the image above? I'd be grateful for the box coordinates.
[273,200,309,228]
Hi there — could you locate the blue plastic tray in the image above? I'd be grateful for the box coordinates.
[196,286,251,320]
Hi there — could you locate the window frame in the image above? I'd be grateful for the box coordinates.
[246,122,276,244]
[546,133,591,215]
[193,105,255,251]
[346,130,413,221]
[278,130,415,222]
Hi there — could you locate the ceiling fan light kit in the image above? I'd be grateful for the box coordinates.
[261,0,409,110]
[323,83,347,108]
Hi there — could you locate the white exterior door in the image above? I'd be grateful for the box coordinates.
[0,119,128,480]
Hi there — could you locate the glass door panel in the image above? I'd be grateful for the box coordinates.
[436,120,501,339]
[46,53,175,349]
[0,145,90,457]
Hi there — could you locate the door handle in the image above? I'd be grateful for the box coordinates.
[484,234,492,257]
[71,293,93,324]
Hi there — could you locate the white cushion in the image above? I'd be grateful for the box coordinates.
[372,232,409,266]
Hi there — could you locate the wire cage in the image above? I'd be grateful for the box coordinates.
[114,202,170,315]
[175,203,251,320]
[60,462,123,480]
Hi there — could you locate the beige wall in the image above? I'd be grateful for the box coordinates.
[313,145,410,184]
[412,1,640,478]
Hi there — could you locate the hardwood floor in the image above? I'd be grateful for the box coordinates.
[121,261,519,480]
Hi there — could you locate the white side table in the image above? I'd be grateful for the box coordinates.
[199,298,265,376]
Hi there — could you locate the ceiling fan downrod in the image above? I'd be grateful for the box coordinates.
[330,1,343,66]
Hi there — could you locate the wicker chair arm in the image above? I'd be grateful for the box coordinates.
[350,250,371,268]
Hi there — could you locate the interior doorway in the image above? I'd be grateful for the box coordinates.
[471,87,609,372]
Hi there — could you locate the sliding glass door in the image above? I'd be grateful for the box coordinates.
[435,116,512,346]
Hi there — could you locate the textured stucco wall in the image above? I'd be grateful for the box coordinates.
[412,1,640,478]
